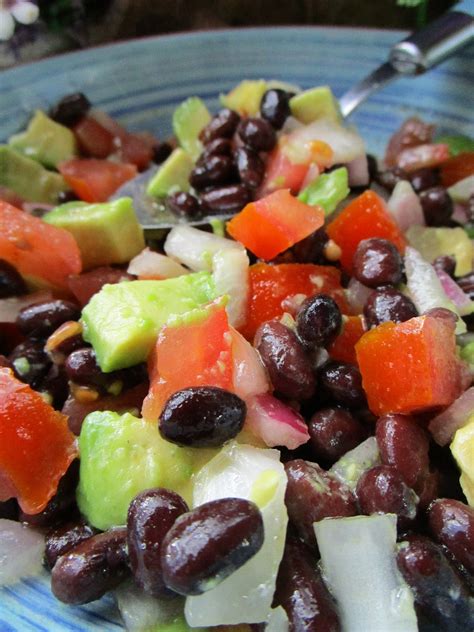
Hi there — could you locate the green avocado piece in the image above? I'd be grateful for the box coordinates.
[172,97,211,160]
[77,411,195,530]
[81,272,217,372]
[298,166,349,215]
[0,145,68,203]
[43,197,145,270]
[406,225,473,277]
[9,110,77,168]
[147,148,194,198]
[435,134,474,157]
[290,86,341,124]
[220,79,268,116]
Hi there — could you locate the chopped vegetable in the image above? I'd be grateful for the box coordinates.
[59,159,137,203]
[212,248,249,328]
[435,134,474,156]
[0,519,45,586]
[239,262,347,340]
[356,315,464,415]
[440,152,474,186]
[128,248,189,279]
[0,367,77,514]
[405,225,473,277]
[387,180,425,231]
[298,166,349,215]
[450,419,474,506]
[328,315,365,364]
[429,387,474,446]
[245,393,309,449]
[0,200,82,290]
[327,190,406,273]
[227,189,324,260]
[330,436,381,491]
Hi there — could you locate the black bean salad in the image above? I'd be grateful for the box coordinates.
[0,79,474,632]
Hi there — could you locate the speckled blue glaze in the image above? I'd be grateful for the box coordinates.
[0,25,472,631]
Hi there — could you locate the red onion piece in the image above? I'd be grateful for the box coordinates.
[395,143,450,173]
[346,278,373,315]
[231,328,270,401]
[436,269,474,315]
[387,180,425,231]
[429,386,474,446]
[245,393,309,449]
[0,290,54,324]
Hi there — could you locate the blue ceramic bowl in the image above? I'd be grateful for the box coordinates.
[0,25,473,632]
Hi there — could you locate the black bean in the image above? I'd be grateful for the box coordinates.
[49,92,91,127]
[296,294,342,350]
[291,227,329,264]
[284,460,357,547]
[152,141,173,164]
[364,287,418,327]
[432,255,456,278]
[0,499,19,521]
[308,407,365,464]
[374,167,408,192]
[396,535,474,632]
[38,363,69,408]
[457,272,474,300]
[237,117,276,152]
[318,360,366,409]
[408,167,440,193]
[352,238,403,288]
[419,186,453,227]
[51,527,130,604]
[166,191,203,220]
[260,89,291,130]
[356,465,418,527]
[64,348,105,386]
[234,146,264,189]
[274,537,341,631]
[161,498,264,596]
[159,386,246,447]
[201,137,232,159]
[127,488,189,596]
[0,260,26,298]
[57,189,79,204]
[45,520,97,569]
[255,321,316,401]
[8,339,51,386]
[200,109,240,144]
[428,498,474,575]
[190,155,235,191]
[20,460,79,527]
[366,154,378,183]
[199,184,250,215]
[17,300,80,338]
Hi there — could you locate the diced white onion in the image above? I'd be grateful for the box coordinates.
[127,248,189,279]
[289,119,365,164]
[387,180,425,231]
[330,436,380,491]
[314,514,418,632]
[185,442,288,626]
[115,582,184,632]
[0,519,45,586]
[10,2,39,25]
[212,248,249,328]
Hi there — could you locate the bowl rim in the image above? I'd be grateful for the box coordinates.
[1,24,407,74]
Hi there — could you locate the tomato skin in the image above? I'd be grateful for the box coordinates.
[440,152,474,187]
[327,190,406,273]
[355,315,463,416]
[239,263,348,341]
[227,189,324,260]
[328,315,365,365]
[142,301,233,421]
[0,367,77,514]
[116,134,154,171]
[58,159,137,203]
[259,147,309,196]
[0,200,81,290]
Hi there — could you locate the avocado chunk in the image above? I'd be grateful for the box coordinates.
[9,110,77,168]
[77,411,195,530]
[290,86,341,124]
[406,225,473,277]
[173,97,211,160]
[435,134,474,156]
[0,145,68,203]
[220,79,268,116]
[147,148,194,198]
[298,166,349,215]
[81,272,217,372]
[43,197,145,270]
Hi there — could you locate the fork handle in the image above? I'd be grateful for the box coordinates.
[389,10,474,74]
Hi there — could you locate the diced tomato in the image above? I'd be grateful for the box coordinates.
[328,315,366,364]
[115,134,154,171]
[355,315,464,416]
[0,200,81,290]
[58,159,137,203]
[259,146,310,196]
[142,300,233,421]
[73,116,115,159]
[239,263,348,341]
[0,367,77,514]
[440,152,474,187]
[327,190,406,273]
[68,266,133,306]
[395,143,450,173]
[227,189,324,260]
